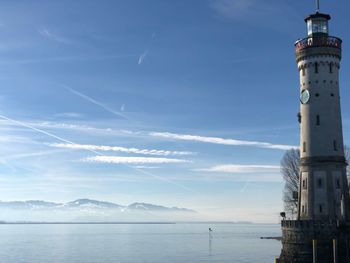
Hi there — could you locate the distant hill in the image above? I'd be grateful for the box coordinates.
[64,199,123,209]
[0,199,196,213]
[127,202,196,213]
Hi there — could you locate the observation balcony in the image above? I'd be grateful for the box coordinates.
[295,36,342,52]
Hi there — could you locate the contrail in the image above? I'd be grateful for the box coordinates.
[0,114,90,150]
[63,85,129,120]
[0,114,193,192]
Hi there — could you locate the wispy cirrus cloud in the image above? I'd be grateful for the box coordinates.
[38,27,73,44]
[138,50,148,65]
[0,114,193,192]
[0,54,137,65]
[133,166,160,169]
[138,32,156,65]
[54,112,83,118]
[83,156,190,164]
[1,150,66,161]
[209,0,297,32]
[209,0,255,19]
[49,143,193,156]
[194,164,280,174]
[0,119,114,135]
[149,132,296,150]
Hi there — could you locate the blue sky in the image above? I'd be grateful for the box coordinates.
[0,0,350,222]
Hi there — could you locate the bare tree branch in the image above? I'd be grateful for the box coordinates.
[280,149,300,219]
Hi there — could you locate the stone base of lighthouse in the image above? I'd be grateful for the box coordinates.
[278,220,350,263]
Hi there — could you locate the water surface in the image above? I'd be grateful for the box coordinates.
[0,223,281,263]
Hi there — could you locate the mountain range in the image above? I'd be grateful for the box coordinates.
[0,199,196,213]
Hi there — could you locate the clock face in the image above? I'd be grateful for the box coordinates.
[300,90,310,104]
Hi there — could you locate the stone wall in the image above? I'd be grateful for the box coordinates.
[279,220,350,263]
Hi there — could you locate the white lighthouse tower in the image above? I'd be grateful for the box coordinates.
[278,5,350,263]
[297,12,350,221]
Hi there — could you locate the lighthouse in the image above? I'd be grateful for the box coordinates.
[297,11,350,222]
[278,6,350,263]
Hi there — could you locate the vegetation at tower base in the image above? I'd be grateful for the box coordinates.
[281,149,300,219]
[281,147,350,220]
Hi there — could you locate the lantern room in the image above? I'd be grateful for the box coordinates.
[305,12,331,36]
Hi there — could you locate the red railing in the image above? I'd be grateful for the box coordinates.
[295,36,342,52]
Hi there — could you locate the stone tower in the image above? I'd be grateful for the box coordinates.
[278,8,350,263]
[297,12,350,222]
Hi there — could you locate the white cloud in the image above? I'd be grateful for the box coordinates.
[138,50,148,65]
[49,143,193,156]
[133,166,160,169]
[149,132,296,150]
[194,164,280,173]
[0,119,98,132]
[120,104,125,112]
[83,156,190,164]
[0,119,142,141]
[54,112,83,118]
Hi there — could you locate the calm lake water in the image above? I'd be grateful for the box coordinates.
[0,223,281,263]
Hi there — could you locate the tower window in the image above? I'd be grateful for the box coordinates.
[319,204,323,213]
[330,64,333,73]
[316,115,320,126]
[303,142,306,152]
[317,178,323,188]
[336,179,341,189]
[315,62,319,73]
[302,68,305,76]
[302,179,306,189]
[315,93,319,97]
[331,93,334,97]
[302,205,305,213]
[333,140,338,151]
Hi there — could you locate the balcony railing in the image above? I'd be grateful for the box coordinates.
[295,36,342,52]
[281,219,348,229]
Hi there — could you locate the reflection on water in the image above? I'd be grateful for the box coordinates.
[209,231,213,256]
